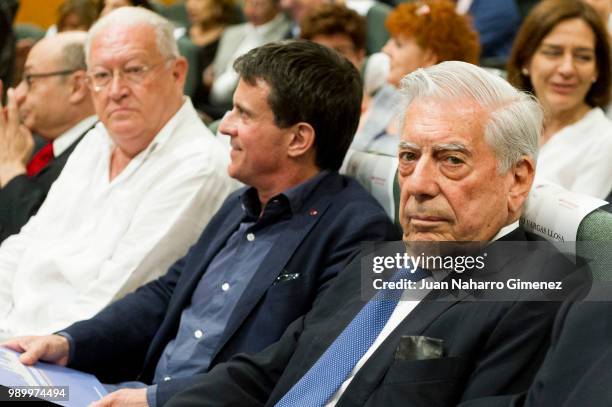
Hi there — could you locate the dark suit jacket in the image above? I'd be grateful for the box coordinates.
[502,301,612,407]
[0,130,87,243]
[165,228,586,407]
[63,172,399,405]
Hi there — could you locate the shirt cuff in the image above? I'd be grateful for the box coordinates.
[146,384,158,407]
[54,331,75,365]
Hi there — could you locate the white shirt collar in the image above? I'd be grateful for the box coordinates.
[491,220,520,241]
[95,97,192,162]
[52,115,98,157]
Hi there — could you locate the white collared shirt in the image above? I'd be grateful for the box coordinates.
[0,98,238,338]
[325,221,520,406]
[52,115,98,157]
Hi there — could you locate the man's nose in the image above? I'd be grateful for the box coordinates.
[108,70,129,100]
[218,110,237,137]
[402,157,440,201]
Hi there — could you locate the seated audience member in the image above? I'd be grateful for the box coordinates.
[4,40,397,407]
[508,0,612,199]
[154,61,582,407]
[299,3,388,99]
[181,0,239,110]
[351,0,479,156]
[0,32,96,243]
[48,0,99,35]
[281,0,326,37]
[458,0,521,62]
[201,0,291,118]
[300,4,366,69]
[0,7,234,339]
[98,0,154,17]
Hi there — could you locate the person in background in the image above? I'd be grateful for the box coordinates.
[300,4,365,71]
[199,0,290,118]
[51,0,99,34]
[0,7,234,340]
[183,0,239,110]
[351,0,479,156]
[98,0,154,17]
[0,32,96,243]
[508,0,612,199]
[299,4,388,110]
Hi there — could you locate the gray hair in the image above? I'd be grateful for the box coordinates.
[398,61,542,173]
[85,7,179,66]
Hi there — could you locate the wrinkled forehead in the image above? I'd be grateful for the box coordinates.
[89,24,160,65]
[399,97,489,148]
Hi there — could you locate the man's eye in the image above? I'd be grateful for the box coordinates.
[125,66,146,75]
[399,151,416,161]
[444,156,464,165]
[93,71,111,80]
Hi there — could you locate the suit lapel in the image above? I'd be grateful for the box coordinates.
[212,198,331,360]
[336,291,470,406]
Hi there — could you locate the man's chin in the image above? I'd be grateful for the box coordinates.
[403,231,454,242]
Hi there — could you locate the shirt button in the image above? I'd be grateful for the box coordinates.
[163,376,171,381]
[221,282,230,291]
[246,233,255,241]
[194,329,203,339]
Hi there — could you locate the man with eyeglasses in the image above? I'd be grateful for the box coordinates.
[0,32,96,243]
[0,8,235,340]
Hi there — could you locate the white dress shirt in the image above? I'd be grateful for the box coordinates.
[535,108,612,199]
[326,221,520,405]
[52,115,98,157]
[0,98,238,338]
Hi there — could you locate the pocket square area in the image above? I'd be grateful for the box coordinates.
[395,335,445,361]
[274,272,300,283]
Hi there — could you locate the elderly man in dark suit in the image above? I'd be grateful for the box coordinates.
[0,31,96,242]
[3,40,397,407]
[157,61,587,407]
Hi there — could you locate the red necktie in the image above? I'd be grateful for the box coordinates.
[26,143,54,177]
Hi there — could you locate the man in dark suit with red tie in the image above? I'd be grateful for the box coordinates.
[0,31,96,242]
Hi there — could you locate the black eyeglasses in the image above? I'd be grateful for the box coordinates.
[21,69,80,88]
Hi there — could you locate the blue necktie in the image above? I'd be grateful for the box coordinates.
[275,265,430,407]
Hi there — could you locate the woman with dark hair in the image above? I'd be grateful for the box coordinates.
[350,0,480,156]
[508,0,612,198]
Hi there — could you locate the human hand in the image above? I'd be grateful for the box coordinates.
[0,82,34,186]
[89,388,148,407]
[1,334,70,366]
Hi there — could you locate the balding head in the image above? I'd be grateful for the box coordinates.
[15,32,95,140]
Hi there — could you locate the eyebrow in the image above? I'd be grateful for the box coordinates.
[540,43,595,52]
[398,141,471,155]
[234,102,254,117]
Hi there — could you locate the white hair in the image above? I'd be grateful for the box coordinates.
[398,61,542,173]
[85,6,179,66]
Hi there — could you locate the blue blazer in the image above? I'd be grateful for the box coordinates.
[64,171,399,404]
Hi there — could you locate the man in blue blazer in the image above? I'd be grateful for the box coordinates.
[3,40,397,406]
